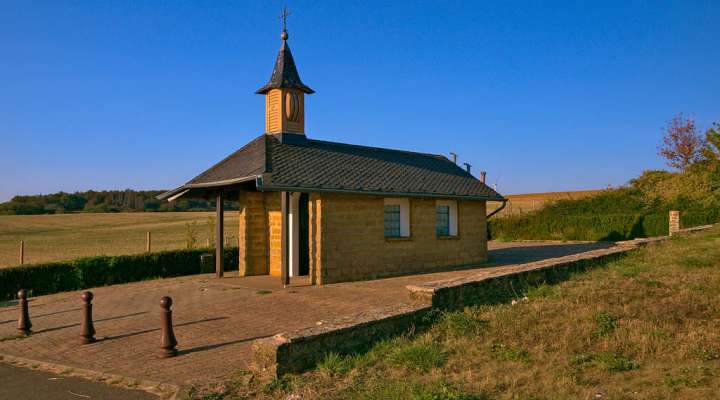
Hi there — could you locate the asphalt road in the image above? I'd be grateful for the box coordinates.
[0,363,158,400]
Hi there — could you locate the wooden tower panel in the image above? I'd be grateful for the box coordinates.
[265,88,305,135]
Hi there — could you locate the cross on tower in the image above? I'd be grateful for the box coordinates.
[280,7,291,32]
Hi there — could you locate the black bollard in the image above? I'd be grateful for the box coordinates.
[80,291,96,344]
[17,289,31,336]
[159,296,178,358]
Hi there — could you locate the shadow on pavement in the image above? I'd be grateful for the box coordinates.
[100,316,229,342]
[95,311,148,323]
[178,334,273,356]
[488,242,615,266]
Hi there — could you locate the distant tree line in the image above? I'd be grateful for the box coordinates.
[0,190,237,215]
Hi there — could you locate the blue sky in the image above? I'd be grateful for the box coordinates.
[1,1,718,202]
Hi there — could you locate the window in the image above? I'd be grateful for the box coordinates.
[436,205,450,236]
[436,200,458,237]
[384,198,410,238]
[384,204,401,237]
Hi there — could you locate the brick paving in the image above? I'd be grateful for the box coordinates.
[0,241,612,387]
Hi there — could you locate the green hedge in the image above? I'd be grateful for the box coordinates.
[0,248,238,301]
[682,209,720,229]
[488,211,719,242]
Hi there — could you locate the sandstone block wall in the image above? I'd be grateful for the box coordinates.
[265,195,282,276]
[669,210,681,235]
[317,193,488,284]
[308,193,322,285]
[238,192,269,276]
[237,191,281,276]
[238,191,488,283]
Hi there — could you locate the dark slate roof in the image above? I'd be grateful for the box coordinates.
[187,135,266,185]
[256,40,314,94]
[159,135,504,201]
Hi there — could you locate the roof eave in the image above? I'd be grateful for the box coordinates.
[255,83,315,95]
[256,183,505,202]
[156,187,186,201]
[156,175,262,201]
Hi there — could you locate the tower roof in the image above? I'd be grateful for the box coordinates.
[256,33,315,95]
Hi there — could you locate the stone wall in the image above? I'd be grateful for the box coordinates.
[425,247,630,310]
[251,238,656,379]
[238,191,488,283]
[252,303,432,378]
[251,223,715,379]
[238,192,269,276]
[317,193,488,284]
[265,194,282,276]
[237,191,282,277]
[308,193,322,285]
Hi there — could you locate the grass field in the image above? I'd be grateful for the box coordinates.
[0,212,239,268]
[489,189,605,216]
[198,226,720,399]
[0,190,604,268]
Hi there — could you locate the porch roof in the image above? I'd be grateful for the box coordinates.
[158,135,504,201]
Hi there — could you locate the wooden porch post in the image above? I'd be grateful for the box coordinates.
[281,191,290,286]
[215,190,224,278]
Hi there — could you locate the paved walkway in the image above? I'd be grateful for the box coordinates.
[0,241,612,389]
[0,363,158,400]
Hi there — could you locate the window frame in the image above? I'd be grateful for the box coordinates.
[436,204,450,237]
[436,200,458,237]
[383,198,410,238]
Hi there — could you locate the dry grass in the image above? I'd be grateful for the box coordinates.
[489,189,605,216]
[0,212,239,268]
[197,227,720,400]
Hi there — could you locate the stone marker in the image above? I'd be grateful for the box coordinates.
[17,289,31,336]
[159,296,178,358]
[669,210,681,235]
[80,291,96,344]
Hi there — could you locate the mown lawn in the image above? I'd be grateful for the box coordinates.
[192,227,720,400]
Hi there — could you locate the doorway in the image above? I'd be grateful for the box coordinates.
[289,192,310,277]
[298,193,310,276]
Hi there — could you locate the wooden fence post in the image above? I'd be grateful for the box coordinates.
[146,232,151,253]
[20,240,24,265]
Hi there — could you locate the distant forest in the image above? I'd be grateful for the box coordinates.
[0,190,237,215]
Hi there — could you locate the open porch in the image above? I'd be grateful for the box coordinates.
[164,179,308,286]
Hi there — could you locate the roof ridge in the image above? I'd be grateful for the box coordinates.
[305,138,450,161]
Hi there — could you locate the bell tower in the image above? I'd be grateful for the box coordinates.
[256,8,314,139]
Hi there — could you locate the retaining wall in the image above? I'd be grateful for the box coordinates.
[251,224,715,378]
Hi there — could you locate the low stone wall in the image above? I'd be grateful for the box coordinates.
[251,303,431,378]
[413,246,631,309]
[251,224,716,378]
[672,224,715,236]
